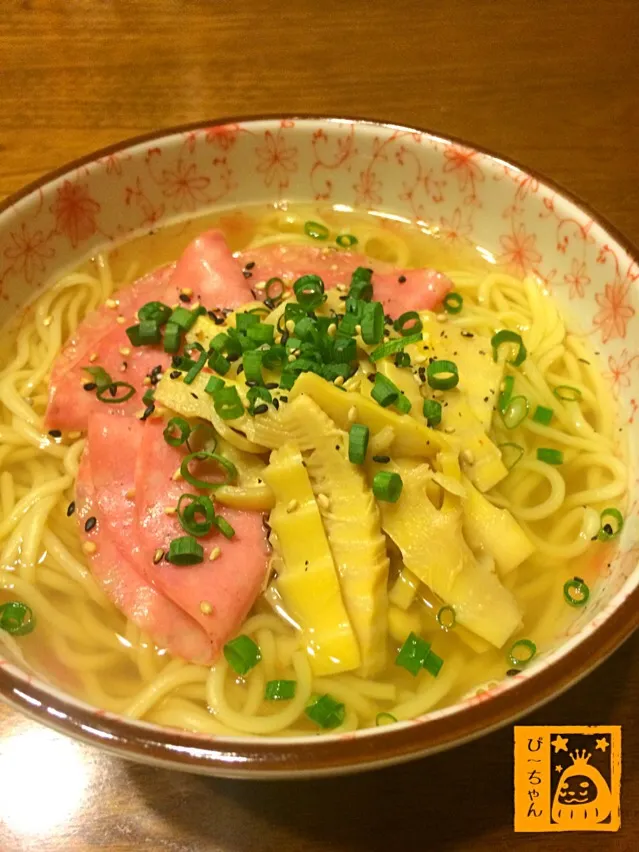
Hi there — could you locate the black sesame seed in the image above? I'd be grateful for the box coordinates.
[109,384,118,397]
[603,523,614,535]
[83,382,97,391]
[121,361,128,371]
[265,382,278,390]
[280,395,288,403]
[461,331,474,338]
[243,270,253,279]
[150,365,163,376]
[339,295,348,301]
[245,379,258,388]
[367,374,375,383]
[372,455,390,463]
[170,370,181,379]
[84,516,97,533]
[141,404,155,420]
[280,331,290,345]
[227,353,240,363]
[48,429,62,438]
[253,404,268,415]
[264,298,276,310]
[273,398,280,410]
[67,501,76,517]
[506,669,521,677]
[237,364,244,375]
[190,393,199,400]
[245,261,256,270]
[179,293,191,303]
[398,275,406,283]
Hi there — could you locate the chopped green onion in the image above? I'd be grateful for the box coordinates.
[180,451,238,490]
[443,292,463,314]
[265,679,297,701]
[213,514,236,539]
[395,631,431,676]
[498,376,515,415]
[304,220,329,240]
[177,493,216,536]
[394,311,422,337]
[163,322,182,354]
[213,385,244,420]
[348,267,374,302]
[563,577,590,607]
[491,329,527,366]
[423,399,442,427]
[243,350,264,384]
[371,373,399,407]
[532,404,554,425]
[284,302,307,325]
[336,233,358,248]
[294,316,316,341]
[422,649,444,677]
[597,507,623,541]
[262,345,287,369]
[138,301,172,325]
[333,336,357,363]
[265,277,285,303]
[436,605,456,630]
[373,471,403,503]
[394,393,412,414]
[508,639,536,666]
[553,385,582,402]
[83,365,114,391]
[348,423,369,464]
[375,712,397,726]
[0,601,35,636]
[279,371,297,391]
[209,332,229,353]
[394,352,411,368]
[184,350,208,385]
[205,375,225,396]
[305,694,345,729]
[321,363,352,382]
[361,301,384,344]
[208,352,231,375]
[167,536,204,566]
[163,416,191,447]
[247,386,272,414]
[499,442,524,470]
[235,312,260,332]
[537,447,563,465]
[247,323,275,345]
[169,306,199,332]
[142,388,155,406]
[427,359,459,390]
[224,635,261,675]
[96,382,135,403]
[293,274,326,311]
[501,395,529,429]
[126,320,161,346]
[369,332,422,362]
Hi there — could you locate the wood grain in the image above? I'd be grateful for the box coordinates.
[1,1,639,849]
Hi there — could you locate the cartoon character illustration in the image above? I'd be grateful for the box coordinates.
[552,750,613,826]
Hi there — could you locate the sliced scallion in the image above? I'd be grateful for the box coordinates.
[498,442,524,470]
[501,395,529,429]
[371,373,399,407]
[169,306,198,332]
[177,493,216,537]
[508,639,536,666]
[265,680,297,701]
[293,274,325,311]
[180,451,238,490]
[395,631,431,676]
[537,447,563,465]
[96,382,135,404]
[305,694,345,729]
[443,292,463,314]
[422,399,442,427]
[491,329,527,367]
[224,635,261,675]
[243,350,264,385]
[436,605,456,630]
[597,507,623,541]
[369,332,422,362]
[138,301,172,325]
[553,385,582,402]
[361,301,384,344]
[213,514,236,539]
[0,601,35,636]
[167,536,204,566]
[304,221,329,240]
[348,423,369,464]
[336,233,358,248]
[372,471,403,503]
[163,416,191,447]
[163,322,182,354]
[83,366,113,391]
[563,577,590,607]
[426,359,459,390]
[498,376,515,415]
[213,385,244,420]
[394,311,422,337]
[184,350,208,385]
[375,712,397,726]
[532,404,554,425]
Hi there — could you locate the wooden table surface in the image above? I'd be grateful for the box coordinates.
[1,1,639,849]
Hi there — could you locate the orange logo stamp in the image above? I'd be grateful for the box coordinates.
[514,725,621,832]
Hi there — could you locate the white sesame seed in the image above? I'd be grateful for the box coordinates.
[82,541,97,555]
[68,431,82,440]
[89,352,98,362]
[327,323,337,338]
[164,506,177,515]
[286,499,299,513]
[444,426,456,434]
[254,281,267,291]
[413,354,427,364]
[333,375,345,386]
[317,493,330,510]
[355,324,362,335]
[347,405,357,422]
[120,364,127,372]
[105,298,118,309]
[285,319,296,333]
[143,377,152,386]
[125,488,136,500]
[116,316,126,325]
[436,313,448,323]
[460,449,475,465]
[181,287,193,297]
[413,373,422,384]
[153,548,164,564]
[119,346,131,356]
[288,354,297,363]
[42,316,52,327]
[172,469,182,481]
[209,547,221,562]
[200,600,213,615]
[336,283,347,292]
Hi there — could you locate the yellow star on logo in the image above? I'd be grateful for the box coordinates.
[555,764,563,773]
[595,737,609,752]
[551,735,569,753]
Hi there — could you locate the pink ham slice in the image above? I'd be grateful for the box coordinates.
[236,244,452,315]
[46,230,254,432]
[76,415,213,664]
[134,418,268,660]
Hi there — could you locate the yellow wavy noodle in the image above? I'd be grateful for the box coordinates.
[0,205,628,736]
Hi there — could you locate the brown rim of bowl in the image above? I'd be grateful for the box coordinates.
[1,115,638,776]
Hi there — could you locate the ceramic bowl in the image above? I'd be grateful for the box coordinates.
[0,116,638,777]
